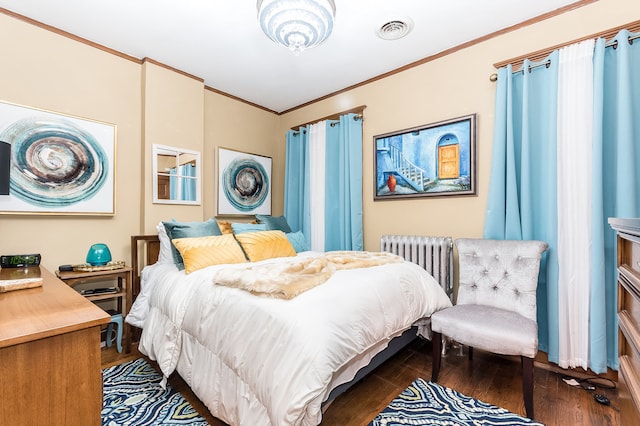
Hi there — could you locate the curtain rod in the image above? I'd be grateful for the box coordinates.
[489,32,639,82]
[330,114,363,127]
[292,114,363,135]
[290,105,366,131]
[493,20,640,71]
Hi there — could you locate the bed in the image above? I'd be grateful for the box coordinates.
[127,224,452,426]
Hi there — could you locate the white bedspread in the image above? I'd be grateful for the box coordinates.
[127,252,452,426]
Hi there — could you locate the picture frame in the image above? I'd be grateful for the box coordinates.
[374,114,476,200]
[152,144,201,206]
[0,100,116,215]
[217,147,272,216]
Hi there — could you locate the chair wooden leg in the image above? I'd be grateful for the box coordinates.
[431,331,442,382]
[522,356,535,419]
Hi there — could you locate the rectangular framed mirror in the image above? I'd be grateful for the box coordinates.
[152,144,201,205]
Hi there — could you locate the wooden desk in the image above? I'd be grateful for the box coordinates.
[0,266,110,426]
[56,266,133,353]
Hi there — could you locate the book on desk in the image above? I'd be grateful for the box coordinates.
[0,267,43,293]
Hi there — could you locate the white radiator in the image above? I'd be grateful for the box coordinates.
[380,235,453,301]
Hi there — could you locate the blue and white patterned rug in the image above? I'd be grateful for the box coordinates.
[369,378,545,426]
[102,358,209,426]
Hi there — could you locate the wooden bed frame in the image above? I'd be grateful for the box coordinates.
[131,235,161,300]
[129,234,421,405]
[129,235,160,342]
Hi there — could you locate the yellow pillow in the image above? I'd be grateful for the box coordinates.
[234,230,297,262]
[172,234,246,273]
[216,220,234,235]
[216,219,259,235]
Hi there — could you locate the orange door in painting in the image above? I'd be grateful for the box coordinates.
[438,144,460,179]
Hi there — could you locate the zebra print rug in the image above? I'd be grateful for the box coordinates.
[369,378,544,426]
[102,358,209,425]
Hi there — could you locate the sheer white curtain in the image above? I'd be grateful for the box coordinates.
[557,39,595,370]
[308,121,326,252]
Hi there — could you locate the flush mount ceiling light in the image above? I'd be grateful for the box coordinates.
[257,0,336,54]
[376,18,414,41]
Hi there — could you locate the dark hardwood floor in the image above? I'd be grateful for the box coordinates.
[102,338,619,425]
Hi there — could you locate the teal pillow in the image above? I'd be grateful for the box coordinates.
[163,219,222,270]
[255,215,293,233]
[286,231,309,253]
[231,222,267,235]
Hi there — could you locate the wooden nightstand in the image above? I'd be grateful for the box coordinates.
[56,266,133,353]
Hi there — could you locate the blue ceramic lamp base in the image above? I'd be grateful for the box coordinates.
[86,243,112,266]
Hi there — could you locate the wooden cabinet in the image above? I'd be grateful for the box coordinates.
[609,218,640,425]
[56,266,133,353]
[0,266,110,425]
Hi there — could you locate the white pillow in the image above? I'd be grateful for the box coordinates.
[156,222,174,264]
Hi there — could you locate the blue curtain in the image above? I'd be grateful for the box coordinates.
[169,168,177,200]
[592,30,640,370]
[484,29,640,372]
[180,163,196,201]
[484,54,560,364]
[284,126,310,237]
[284,113,363,251]
[325,114,364,250]
[169,164,196,201]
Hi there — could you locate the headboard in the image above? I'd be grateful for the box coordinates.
[130,234,160,302]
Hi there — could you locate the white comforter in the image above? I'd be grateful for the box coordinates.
[127,252,452,426]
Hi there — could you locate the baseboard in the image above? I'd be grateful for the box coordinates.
[534,351,618,382]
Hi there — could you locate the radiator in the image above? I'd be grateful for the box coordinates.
[380,235,453,301]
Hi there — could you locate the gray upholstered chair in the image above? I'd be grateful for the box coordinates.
[430,238,548,420]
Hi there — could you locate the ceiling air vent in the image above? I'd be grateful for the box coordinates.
[376,18,414,41]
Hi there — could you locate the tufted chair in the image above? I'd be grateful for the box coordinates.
[430,238,548,420]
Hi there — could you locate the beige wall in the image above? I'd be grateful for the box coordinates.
[0,0,638,272]
[141,61,205,230]
[203,92,280,220]
[278,0,640,251]
[0,13,278,271]
[0,13,142,271]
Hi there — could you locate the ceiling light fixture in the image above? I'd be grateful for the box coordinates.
[257,0,336,54]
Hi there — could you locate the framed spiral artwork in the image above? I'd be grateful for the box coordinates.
[0,100,116,215]
[217,147,271,216]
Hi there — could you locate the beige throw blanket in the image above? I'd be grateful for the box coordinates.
[213,251,404,299]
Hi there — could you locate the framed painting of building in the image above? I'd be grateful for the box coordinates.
[0,100,116,215]
[374,114,476,200]
[217,147,272,216]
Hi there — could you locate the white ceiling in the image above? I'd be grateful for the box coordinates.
[0,0,580,113]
